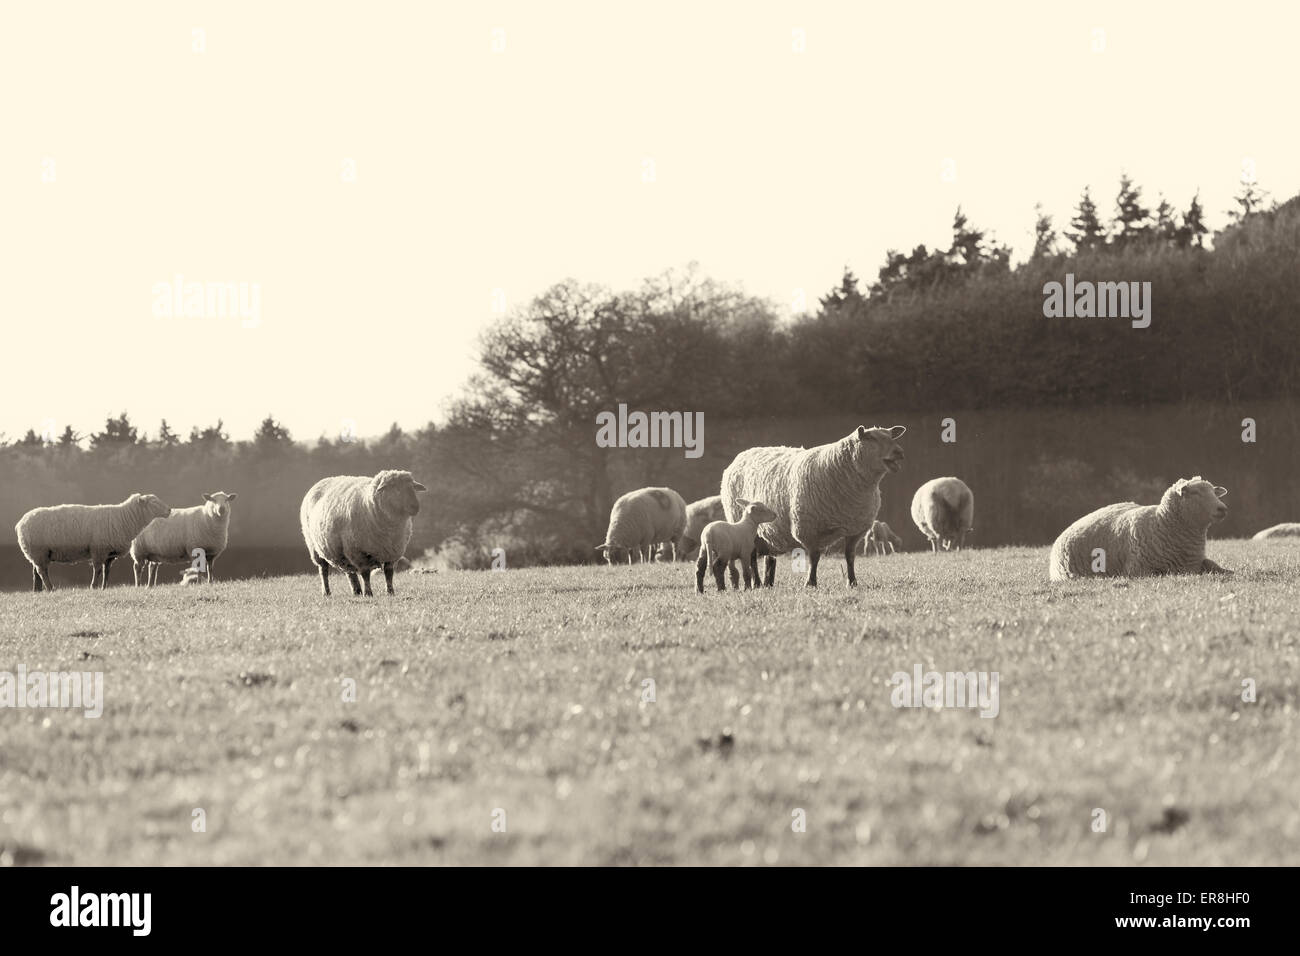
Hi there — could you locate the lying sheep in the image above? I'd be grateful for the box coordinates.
[696,499,778,592]
[1253,523,1300,540]
[596,487,687,565]
[300,470,427,596]
[911,477,974,553]
[1049,476,1232,580]
[863,520,903,556]
[15,494,172,591]
[130,491,237,586]
[721,424,906,588]
[658,495,725,561]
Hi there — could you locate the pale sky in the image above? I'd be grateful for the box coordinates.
[2,1,1296,444]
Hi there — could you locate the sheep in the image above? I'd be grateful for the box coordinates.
[657,495,725,561]
[1253,523,1300,540]
[179,568,204,586]
[910,477,975,553]
[130,491,237,587]
[1048,476,1232,581]
[721,424,906,588]
[15,494,172,591]
[695,499,779,592]
[863,520,903,556]
[300,470,427,596]
[595,487,687,565]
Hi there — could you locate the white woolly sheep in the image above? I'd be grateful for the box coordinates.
[180,568,204,586]
[300,470,427,596]
[721,424,906,588]
[1253,522,1300,540]
[695,499,778,592]
[130,491,237,586]
[657,494,725,561]
[596,487,687,565]
[863,520,903,556]
[15,493,172,591]
[911,477,975,553]
[1048,476,1231,580]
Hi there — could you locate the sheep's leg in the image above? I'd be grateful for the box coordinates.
[748,548,760,585]
[695,555,708,593]
[957,531,966,551]
[346,571,363,595]
[763,555,777,588]
[805,549,821,587]
[844,535,863,587]
[712,558,727,592]
[741,558,753,590]
[101,556,115,589]
[728,560,740,590]
[361,569,375,597]
[132,562,141,587]
[89,562,101,589]
[317,561,332,596]
[36,562,53,592]
[151,562,162,587]
[929,536,938,554]
[32,566,43,593]
[383,561,396,595]
[206,559,215,584]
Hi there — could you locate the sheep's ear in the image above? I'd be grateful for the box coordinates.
[202,493,213,502]
[1175,482,1190,497]
[226,493,237,502]
[856,425,868,440]
[735,497,750,510]
[412,482,427,492]
[888,425,906,439]
[1214,486,1228,498]
[594,544,609,552]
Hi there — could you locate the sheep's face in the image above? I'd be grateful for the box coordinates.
[1169,477,1228,525]
[852,425,906,475]
[374,471,427,517]
[132,493,172,519]
[202,491,237,520]
[742,501,779,525]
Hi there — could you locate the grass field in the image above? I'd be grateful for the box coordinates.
[1,540,1297,866]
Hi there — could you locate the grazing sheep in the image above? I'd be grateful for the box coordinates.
[1048,476,1231,581]
[179,568,204,586]
[721,424,906,588]
[863,520,903,556]
[1253,523,1300,540]
[130,491,237,587]
[696,499,779,592]
[657,495,725,561]
[596,487,687,565]
[300,470,427,596]
[911,477,975,553]
[15,494,172,591]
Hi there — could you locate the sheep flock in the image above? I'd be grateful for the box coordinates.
[8,420,1294,595]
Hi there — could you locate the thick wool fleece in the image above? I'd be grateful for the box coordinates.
[911,477,974,551]
[300,471,423,578]
[599,487,687,562]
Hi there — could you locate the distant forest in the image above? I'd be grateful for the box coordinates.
[4,177,1297,566]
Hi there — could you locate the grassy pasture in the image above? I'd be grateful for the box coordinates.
[0,539,1297,866]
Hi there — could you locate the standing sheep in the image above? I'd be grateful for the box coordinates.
[911,477,975,553]
[596,487,687,565]
[721,424,906,588]
[1048,476,1232,580]
[863,520,903,556]
[300,470,427,596]
[695,499,778,593]
[131,491,237,586]
[15,494,172,591]
[657,494,725,561]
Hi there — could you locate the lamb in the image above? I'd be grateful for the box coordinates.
[657,494,725,561]
[130,491,237,586]
[695,499,779,592]
[1048,476,1232,581]
[595,487,687,565]
[1253,523,1300,540]
[180,568,204,586]
[720,424,906,588]
[15,494,172,591]
[863,520,903,556]
[911,477,975,553]
[300,470,427,596]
